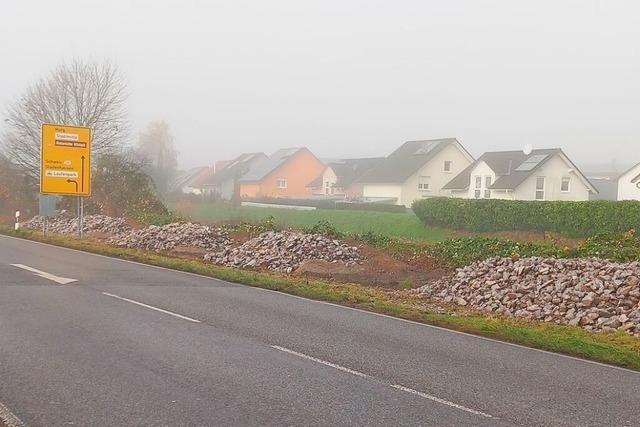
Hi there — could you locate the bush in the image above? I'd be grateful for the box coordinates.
[574,230,640,262]
[427,237,568,268]
[303,220,344,239]
[412,197,640,237]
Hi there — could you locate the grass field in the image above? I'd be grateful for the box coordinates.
[171,201,449,242]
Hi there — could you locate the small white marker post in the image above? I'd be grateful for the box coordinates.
[14,211,20,231]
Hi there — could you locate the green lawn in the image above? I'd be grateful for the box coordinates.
[172,202,448,242]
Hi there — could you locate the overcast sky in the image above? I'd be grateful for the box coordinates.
[2,0,639,171]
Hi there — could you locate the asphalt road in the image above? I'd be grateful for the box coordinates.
[0,235,639,427]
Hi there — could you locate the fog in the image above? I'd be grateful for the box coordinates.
[2,0,639,172]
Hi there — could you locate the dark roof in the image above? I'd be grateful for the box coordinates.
[589,178,619,201]
[240,148,310,182]
[443,149,561,190]
[169,166,211,191]
[307,157,384,189]
[201,152,267,186]
[357,138,471,184]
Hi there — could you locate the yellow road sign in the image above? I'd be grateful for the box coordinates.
[40,123,91,196]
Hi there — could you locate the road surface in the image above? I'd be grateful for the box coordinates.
[0,234,638,426]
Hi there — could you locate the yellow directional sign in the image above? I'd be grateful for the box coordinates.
[40,123,91,196]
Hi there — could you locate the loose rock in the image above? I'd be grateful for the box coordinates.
[412,257,640,336]
[110,222,231,252]
[204,230,363,273]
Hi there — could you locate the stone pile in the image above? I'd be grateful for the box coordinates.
[110,222,231,252]
[23,212,131,235]
[413,257,640,336]
[204,231,363,273]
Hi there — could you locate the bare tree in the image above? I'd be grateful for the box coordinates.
[2,60,128,180]
[136,120,178,195]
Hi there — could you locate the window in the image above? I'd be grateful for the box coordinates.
[561,177,570,192]
[535,177,545,200]
[474,176,482,198]
[276,178,288,189]
[417,176,431,191]
[484,176,492,199]
[444,160,452,173]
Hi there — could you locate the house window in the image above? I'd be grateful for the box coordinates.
[474,176,482,198]
[561,177,571,192]
[484,176,492,199]
[276,178,288,189]
[417,176,431,191]
[535,177,545,200]
[444,160,453,173]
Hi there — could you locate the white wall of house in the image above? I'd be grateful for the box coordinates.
[617,163,640,200]
[465,161,497,199]
[510,154,591,201]
[400,143,473,207]
[362,184,402,203]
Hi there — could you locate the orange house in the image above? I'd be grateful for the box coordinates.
[239,148,325,199]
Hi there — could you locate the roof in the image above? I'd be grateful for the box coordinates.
[201,152,267,186]
[240,148,311,183]
[307,157,384,189]
[169,166,211,191]
[357,138,472,184]
[443,148,584,191]
[589,178,619,201]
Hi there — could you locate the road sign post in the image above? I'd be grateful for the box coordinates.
[41,124,92,239]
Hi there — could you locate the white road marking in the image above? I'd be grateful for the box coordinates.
[101,292,201,323]
[10,263,77,285]
[0,400,26,427]
[390,384,493,418]
[271,345,494,419]
[271,345,370,378]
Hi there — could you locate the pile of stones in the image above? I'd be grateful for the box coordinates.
[109,222,231,252]
[204,231,363,273]
[23,212,131,235]
[413,257,640,336]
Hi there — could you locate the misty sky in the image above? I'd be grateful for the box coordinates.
[1,0,639,172]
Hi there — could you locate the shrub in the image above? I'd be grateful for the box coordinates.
[303,220,344,239]
[427,237,568,268]
[574,230,640,262]
[413,198,640,237]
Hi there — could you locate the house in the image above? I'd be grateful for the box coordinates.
[617,161,640,200]
[443,148,597,201]
[201,152,267,199]
[356,138,474,207]
[307,157,383,199]
[170,166,213,195]
[239,147,325,199]
[588,176,619,201]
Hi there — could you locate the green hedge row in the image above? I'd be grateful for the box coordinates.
[412,197,640,237]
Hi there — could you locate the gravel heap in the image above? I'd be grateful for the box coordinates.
[204,231,363,273]
[413,257,640,336]
[109,222,231,252]
[23,212,131,235]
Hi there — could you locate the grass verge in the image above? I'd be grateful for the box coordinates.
[2,226,639,371]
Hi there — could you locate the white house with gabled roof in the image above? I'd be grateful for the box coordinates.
[617,162,640,200]
[443,148,598,201]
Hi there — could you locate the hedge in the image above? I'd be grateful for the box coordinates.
[412,197,640,237]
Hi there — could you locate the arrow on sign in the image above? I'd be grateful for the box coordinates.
[81,155,85,192]
[67,179,78,192]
